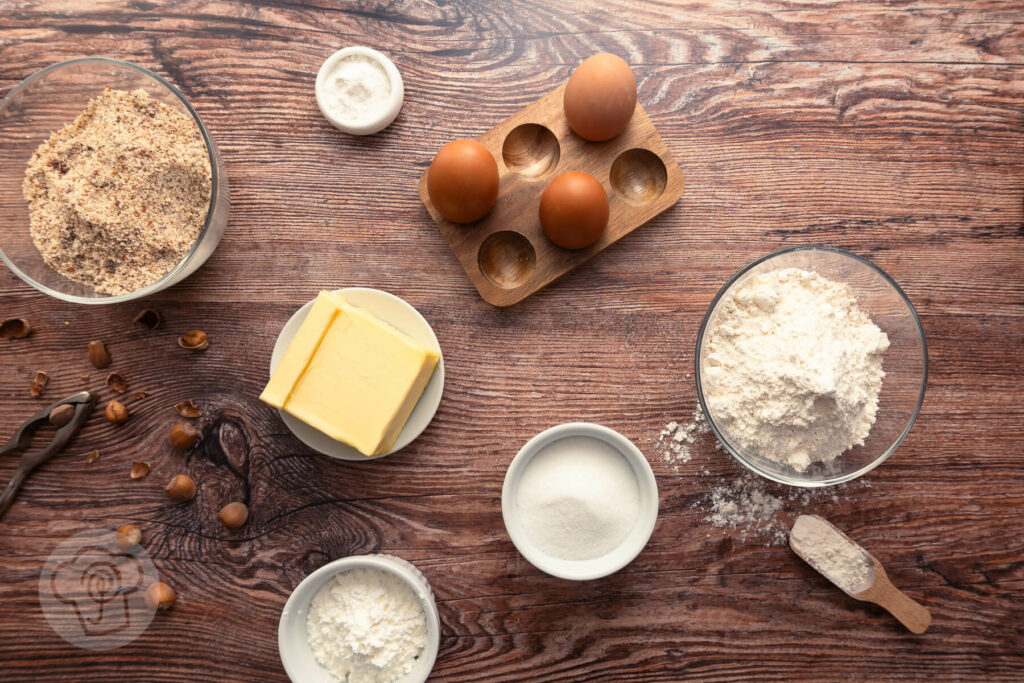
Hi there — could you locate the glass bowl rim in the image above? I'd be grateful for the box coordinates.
[693,245,929,487]
[0,56,220,304]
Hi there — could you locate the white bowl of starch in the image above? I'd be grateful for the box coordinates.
[278,553,440,682]
[315,46,404,135]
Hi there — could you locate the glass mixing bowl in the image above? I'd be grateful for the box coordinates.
[0,57,228,303]
[695,246,928,487]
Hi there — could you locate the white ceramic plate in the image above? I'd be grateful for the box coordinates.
[278,554,440,683]
[501,422,659,581]
[269,288,444,461]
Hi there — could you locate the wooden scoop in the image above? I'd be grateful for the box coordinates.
[790,514,931,634]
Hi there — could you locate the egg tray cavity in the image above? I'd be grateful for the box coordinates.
[418,83,685,307]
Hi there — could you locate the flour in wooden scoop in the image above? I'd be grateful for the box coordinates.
[790,514,875,594]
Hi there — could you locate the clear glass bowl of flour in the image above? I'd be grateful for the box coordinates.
[696,246,927,487]
[0,58,229,303]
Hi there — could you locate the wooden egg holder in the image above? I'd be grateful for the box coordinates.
[418,83,685,307]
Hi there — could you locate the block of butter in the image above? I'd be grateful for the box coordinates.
[260,291,440,456]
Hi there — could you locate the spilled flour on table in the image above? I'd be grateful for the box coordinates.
[657,403,715,470]
[696,472,869,545]
[655,404,870,546]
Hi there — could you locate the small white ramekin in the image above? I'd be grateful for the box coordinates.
[315,46,404,136]
[278,554,440,682]
[501,422,659,581]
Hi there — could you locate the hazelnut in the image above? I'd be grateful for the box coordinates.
[29,370,48,398]
[168,423,199,450]
[48,403,75,427]
[178,330,208,351]
[106,372,128,393]
[88,340,112,368]
[105,400,129,425]
[0,318,30,339]
[114,524,142,550]
[145,582,176,610]
[130,461,150,479]
[217,502,248,529]
[174,400,201,418]
[133,308,161,330]
[165,474,197,501]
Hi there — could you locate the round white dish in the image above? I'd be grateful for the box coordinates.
[269,287,444,461]
[501,422,659,581]
[278,554,440,683]
[315,46,404,135]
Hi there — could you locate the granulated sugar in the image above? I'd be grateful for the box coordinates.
[516,435,640,561]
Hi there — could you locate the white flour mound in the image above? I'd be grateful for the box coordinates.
[306,568,426,683]
[702,268,889,472]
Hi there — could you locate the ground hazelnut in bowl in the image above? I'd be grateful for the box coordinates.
[0,58,229,303]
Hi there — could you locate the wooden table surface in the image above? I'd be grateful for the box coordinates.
[1,1,1022,681]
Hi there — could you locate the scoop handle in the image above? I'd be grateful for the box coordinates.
[869,578,932,634]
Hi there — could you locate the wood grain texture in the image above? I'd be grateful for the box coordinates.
[418,83,685,306]
[0,0,1022,681]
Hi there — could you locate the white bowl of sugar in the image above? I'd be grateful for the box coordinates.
[501,423,659,581]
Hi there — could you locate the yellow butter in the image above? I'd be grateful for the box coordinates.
[259,293,339,407]
[260,291,439,456]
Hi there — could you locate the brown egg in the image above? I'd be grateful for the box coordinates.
[563,53,637,142]
[539,171,609,249]
[427,139,499,223]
